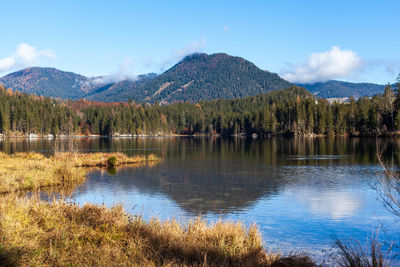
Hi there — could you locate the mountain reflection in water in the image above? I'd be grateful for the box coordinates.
[3,137,399,259]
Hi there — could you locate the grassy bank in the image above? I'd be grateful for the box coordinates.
[0,152,159,193]
[0,195,314,266]
[0,152,314,266]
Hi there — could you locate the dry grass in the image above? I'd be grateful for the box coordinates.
[335,239,390,267]
[0,195,314,267]
[0,152,315,266]
[0,152,84,194]
[54,152,159,168]
[0,152,159,193]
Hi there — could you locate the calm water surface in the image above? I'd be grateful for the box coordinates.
[3,137,400,261]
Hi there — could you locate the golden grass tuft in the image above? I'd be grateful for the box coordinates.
[0,152,159,193]
[0,196,314,266]
[54,152,159,167]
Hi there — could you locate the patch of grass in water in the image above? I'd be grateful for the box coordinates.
[0,152,159,193]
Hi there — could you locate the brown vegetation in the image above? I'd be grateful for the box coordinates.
[0,195,314,267]
[69,98,130,111]
[335,239,389,267]
[0,152,159,193]
[0,151,315,266]
[334,141,399,267]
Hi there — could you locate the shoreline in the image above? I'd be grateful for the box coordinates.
[0,147,395,265]
[0,152,314,266]
[1,130,400,139]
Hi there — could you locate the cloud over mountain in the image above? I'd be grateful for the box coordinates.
[0,57,15,72]
[157,37,207,71]
[283,46,362,84]
[90,57,138,85]
[0,43,56,73]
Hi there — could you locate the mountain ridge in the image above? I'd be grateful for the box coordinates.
[0,53,387,103]
[297,80,385,98]
[84,53,292,103]
[0,67,103,99]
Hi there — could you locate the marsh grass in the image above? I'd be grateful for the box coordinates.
[54,151,159,167]
[0,152,315,266]
[0,152,159,193]
[335,238,391,267]
[0,195,314,266]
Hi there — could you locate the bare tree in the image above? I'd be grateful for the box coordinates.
[383,85,396,131]
[53,138,80,156]
[375,140,400,218]
[335,140,399,266]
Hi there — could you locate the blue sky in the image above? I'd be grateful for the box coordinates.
[1,0,399,84]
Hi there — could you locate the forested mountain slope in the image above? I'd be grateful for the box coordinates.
[85,53,292,103]
[0,54,387,103]
[297,80,385,98]
[0,67,97,99]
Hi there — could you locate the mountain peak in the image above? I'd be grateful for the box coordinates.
[180,52,244,63]
[0,54,386,103]
[88,52,292,103]
[0,54,293,103]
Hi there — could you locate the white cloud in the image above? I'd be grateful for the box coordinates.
[158,36,207,71]
[282,46,362,84]
[140,37,208,73]
[175,36,206,59]
[0,57,16,72]
[0,43,56,73]
[16,43,38,64]
[114,56,137,81]
[89,57,138,85]
[39,49,57,59]
[368,59,400,77]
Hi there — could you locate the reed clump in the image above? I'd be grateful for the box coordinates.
[0,195,314,266]
[0,152,159,193]
[335,239,390,267]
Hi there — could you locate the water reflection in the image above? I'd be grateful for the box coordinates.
[79,163,377,218]
[2,137,399,258]
[289,188,362,219]
[3,136,400,163]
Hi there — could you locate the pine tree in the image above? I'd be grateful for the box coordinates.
[383,84,395,130]
[1,103,10,133]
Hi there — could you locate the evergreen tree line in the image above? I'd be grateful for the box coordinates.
[80,85,400,137]
[1,79,400,137]
[0,86,80,135]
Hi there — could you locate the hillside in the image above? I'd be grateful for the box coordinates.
[0,82,398,138]
[0,53,292,104]
[0,67,99,99]
[82,73,157,101]
[0,55,387,103]
[85,53,292,103]
[297,80,385,98]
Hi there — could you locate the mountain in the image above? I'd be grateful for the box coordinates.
[85,53,292,103]
[297,80,385,98]
[82,73,157,101]
[0,67,100,99]
[0,54,387,103]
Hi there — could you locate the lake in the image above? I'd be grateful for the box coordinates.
[3,136,399,263]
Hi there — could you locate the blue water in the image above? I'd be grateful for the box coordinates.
[5,137,399,263]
